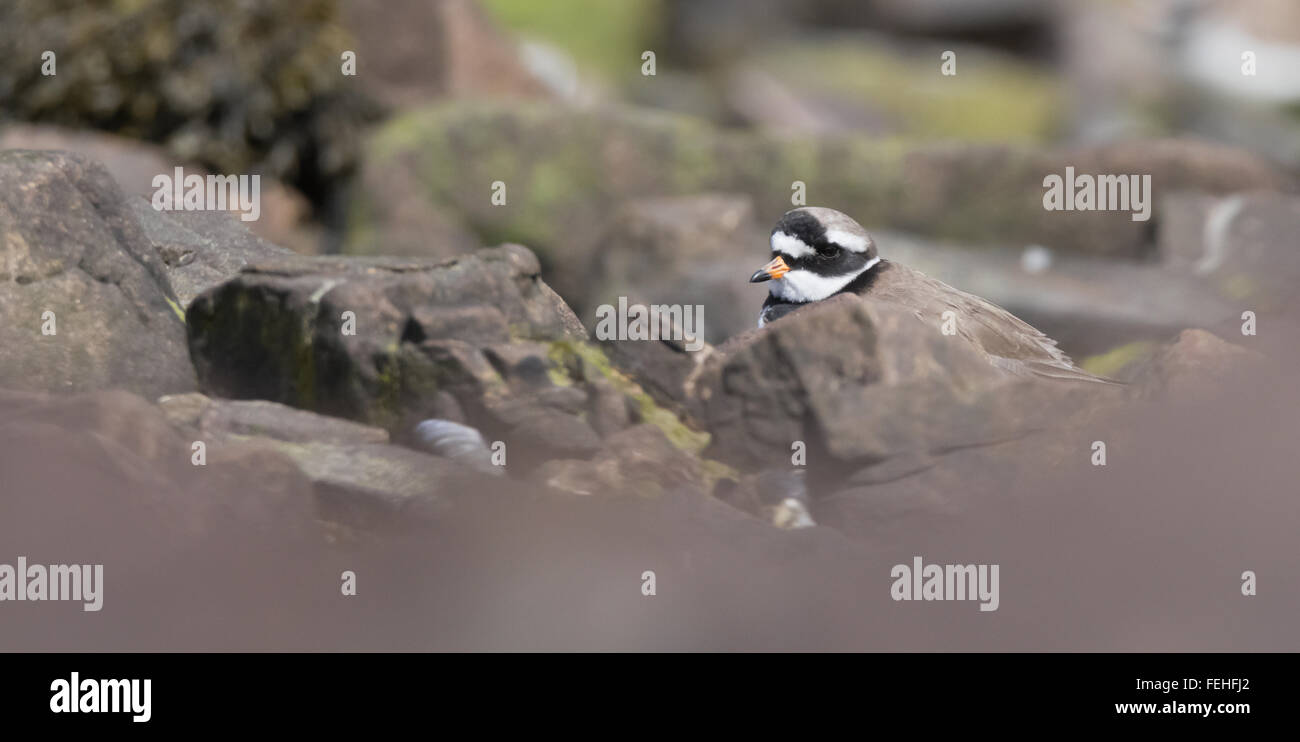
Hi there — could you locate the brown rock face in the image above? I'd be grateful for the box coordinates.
[0,125,317,254]
[0,150,196,397]
[692,295,1115,470]
[183,242,663,479]
[186,244,584,426]
[585,193,767,343]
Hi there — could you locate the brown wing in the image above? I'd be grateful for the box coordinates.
[867,262,1117,384]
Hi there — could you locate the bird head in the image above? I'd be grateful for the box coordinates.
[749,207,880,303]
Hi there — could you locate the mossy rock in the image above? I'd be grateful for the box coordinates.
[347,101,1294,302]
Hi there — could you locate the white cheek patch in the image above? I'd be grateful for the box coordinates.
[824,228,870,254]
[769,257,881,303]
[771,231,815,259]
[770,270,851,303]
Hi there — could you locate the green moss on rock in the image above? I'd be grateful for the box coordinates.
[548,339,709,454]
[1080,340,1158,378]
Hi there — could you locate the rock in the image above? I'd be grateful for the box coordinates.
[586,376,634,435]
[253,439,477,519]
[817,440,1024,539]
[552,338,713,457]
[151,390,483,518]
[692,295,1114,470]
[600,423,703,494]
[129,201,296,307]
[3,384,489,525]
[531,457,625,497]
[1131,329,1264,398]
[493,404,602,461]
[186,244,585,428]
[2,388,189,466]
[533,424,704,498]
[600,334,711,421]
[158,392,390,446]
[790,323,1272,536]
[584,193,767,342]
[0,150,196,397]
[184,242,707,480]
[0,124,318,253]
[0,387,317,542]
[0,0,374,207]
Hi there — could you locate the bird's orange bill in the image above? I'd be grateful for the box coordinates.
[749,255,790,283]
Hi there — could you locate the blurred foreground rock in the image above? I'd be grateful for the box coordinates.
[0,388,317,538]
[532,423,705,498]
[155,389,495,516]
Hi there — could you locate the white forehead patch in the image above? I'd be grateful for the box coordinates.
[771,231,815,259]
[824,228,870,253]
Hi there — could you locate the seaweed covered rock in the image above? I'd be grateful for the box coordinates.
[0,0,372,206]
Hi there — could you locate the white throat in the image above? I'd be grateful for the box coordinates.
[770,256,880,303]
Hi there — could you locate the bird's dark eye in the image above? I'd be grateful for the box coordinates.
[816,242,841,257]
